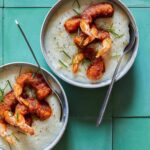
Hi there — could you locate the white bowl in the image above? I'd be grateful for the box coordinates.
[40,0,139,88]
[0,62,69,150]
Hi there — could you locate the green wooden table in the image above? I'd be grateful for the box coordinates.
[1,0,150,149]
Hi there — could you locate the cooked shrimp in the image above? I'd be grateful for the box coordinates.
[0,92,16,144]
[96,37,112,58]
[0,91,34,135]
[79,3,113,52]
[72,48,96,74]
[16,104,33,126]
[74,32,86,48]
[83,48,96,61]
[74,25,98,48]
[4,111,34,135]
[14,73,52,101]
[80,3,114,35]
[87,57,105,80]
[72,52,85,74]
[0,91,17,119]
[75,25,112,58]
[16,98,52,120]
[82,3,114,24]
[64,16,81,33]
[0,120,15,144]
[25,115,33,126]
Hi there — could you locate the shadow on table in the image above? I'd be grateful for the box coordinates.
[112,67,135,116]
[53,66,135,150]
[60,80,112,118]
[53,118,112,150]
[58,67,135,118]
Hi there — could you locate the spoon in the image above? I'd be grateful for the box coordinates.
[96,22,137,126]
[15,20,63,121]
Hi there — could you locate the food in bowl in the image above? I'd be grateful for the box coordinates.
[44,0,130,84]
[0,65,62,150]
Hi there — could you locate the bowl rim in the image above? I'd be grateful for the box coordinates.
[0,62,69,150]
[40,0,139,89]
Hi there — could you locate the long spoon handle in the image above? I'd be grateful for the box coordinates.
[15,20,63,121]
[96,53,124,127]
[15,20,52,89]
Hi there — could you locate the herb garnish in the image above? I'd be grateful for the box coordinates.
[0,80,12,102]
[61,50,71,59]
[0,88,4,102]
[12,133,20,142]
[72,0,80,8]
[59,60,68,68]
[32,68,40,78]
[16,112,19,121]
[17,131,26,135]
[82,59,91,70]
[104,25,124,39]
[8,142,12,150]
[7,80,13,90]
[73,9,81,16]
[19,65,22,76]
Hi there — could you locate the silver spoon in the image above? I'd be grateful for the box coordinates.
[96,22,137,126]
[15,20,63,121]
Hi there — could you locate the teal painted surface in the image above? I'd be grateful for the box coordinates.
[0,0,3,7]
[4,8,49,68]
[2,0,150,150]
[4,0,150,7]
[113,8,150,117]
[54,118,112,150]
[4,0,57,7]
[0,9,2,65]
[62,83,112,117]
[122,0,150,7]
[113,118,150,150]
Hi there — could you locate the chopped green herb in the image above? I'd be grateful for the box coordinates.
[19,65,22,76]
[82,59,91,70]
[104,25,124,39]
[61,50,71,59]
[3,81,9,91]
[32,69,40,78]
[0,80,13,102]
[72,0,80,8]
[16,112,19,121]
[17,131,26,135]
[8,143,12,150]
[123,41,128,46]
[59,60,68,68]
[73,9,81,16]
[79,37,85,46]
[0,88,4,102]
[82,59,91,66]
[7,80,13,90]
[12,133,20,142]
